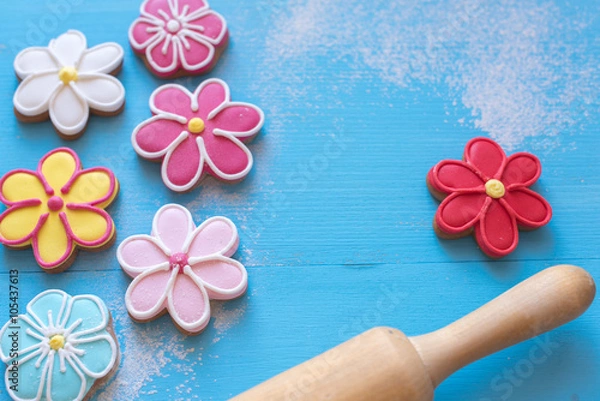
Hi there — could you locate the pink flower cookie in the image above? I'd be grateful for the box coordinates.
[132,79,264,192]
[129,0,228,78]
[117,204,248,335]
[0,148,119,272]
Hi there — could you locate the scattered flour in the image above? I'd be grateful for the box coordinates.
[260,0,599,149]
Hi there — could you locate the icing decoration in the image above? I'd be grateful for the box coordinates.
[129,0,228,78]
[0,148,119,270]
[117,204,248,334]
[427,137,552,258]
[0,289,117,401]
[13,30,125,137]
[132,79,264,192]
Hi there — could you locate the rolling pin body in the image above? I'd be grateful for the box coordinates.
[231,265,595,401]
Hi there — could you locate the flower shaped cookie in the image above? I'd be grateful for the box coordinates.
[427,137,552,258]
[129,0,228,78]
[0,290,118,401]
[117,204,247,335]
[13,30,125,138]
[0,148,119,271]
[132,79,264,192]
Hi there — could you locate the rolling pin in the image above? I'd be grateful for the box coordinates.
[231,264,595,401]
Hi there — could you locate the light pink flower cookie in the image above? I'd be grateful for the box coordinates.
[129,0,228,78]
[117,204,248,335]
[131,78,264,192]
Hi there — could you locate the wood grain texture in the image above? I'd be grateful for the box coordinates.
[0,1,599,400]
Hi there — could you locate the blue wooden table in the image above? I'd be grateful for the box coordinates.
[1,1,599,400]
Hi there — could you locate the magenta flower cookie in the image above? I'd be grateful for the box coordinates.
[132,78,264,192]
[117,204,248,335]
[129,0,228,78]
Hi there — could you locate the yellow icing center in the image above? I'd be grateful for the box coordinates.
[485,179,506,199]
[49,335,65,350]
[188,118,205,134]
[58,67,78,84]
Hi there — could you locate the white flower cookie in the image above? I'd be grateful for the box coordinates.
[13,30,126,139]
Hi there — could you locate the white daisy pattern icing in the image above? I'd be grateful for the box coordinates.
[0,290,117,401]
[129,0,228,78]
[13,30,125,138]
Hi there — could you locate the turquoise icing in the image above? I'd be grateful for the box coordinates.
[0,290,117,401]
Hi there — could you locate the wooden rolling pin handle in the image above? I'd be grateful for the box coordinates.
[231,265,595,401]
[410,264,596,388]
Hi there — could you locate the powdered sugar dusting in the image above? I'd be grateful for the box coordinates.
[210,302,247,344]
[95,300,201,400]
[262,0,599,149]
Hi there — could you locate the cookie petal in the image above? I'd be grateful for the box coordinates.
[436,192,488,234]
[184,11,227,45]
[502,189,552,228]
[176,0,208,16]
[49,354,87,401]
[126,267,176,320]
[429,160,485,193]
[14,47,59,79]
[130,17,163,50]
[464,137,506,180]
[202,135,252,180]
[168,272,210,333]
[0,205,43,244]
[212,103,264,138]
[49,85,90,137]
[72,334,117,378]
[501,153,541,188]
[133,117,187,159]
[162,135,204,191]
[39,148,79,192]
[64,207,112,247]
[178,33,213,71]
[1,315,43,362]
[146,35,179,74]
[188,257,247,300]
[63,167,117,206]
[32,213,73,269]
[150,84,192,117]
[6,348,47,401]
[78,43,123,74]
[186,216,238,258]
[13,72,61,116]
[63,294,109,336]
[27,289,69,328]
[152,203,195,252]
[195,79,228,119]
[118,235,170,276]
[75,74,125,113]
[476,200,518,257]
[49,30,87,67]
[0,170,47,204]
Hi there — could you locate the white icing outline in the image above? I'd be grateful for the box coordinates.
[0,289,117,401]
[128,0,227,76]
[12,30,125,137]
[117,204,248,334]
[125,265,177,320]
[117,234,172,277]
[131,79,264,192]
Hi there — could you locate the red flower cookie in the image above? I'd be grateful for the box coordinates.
[427,137,552,258]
